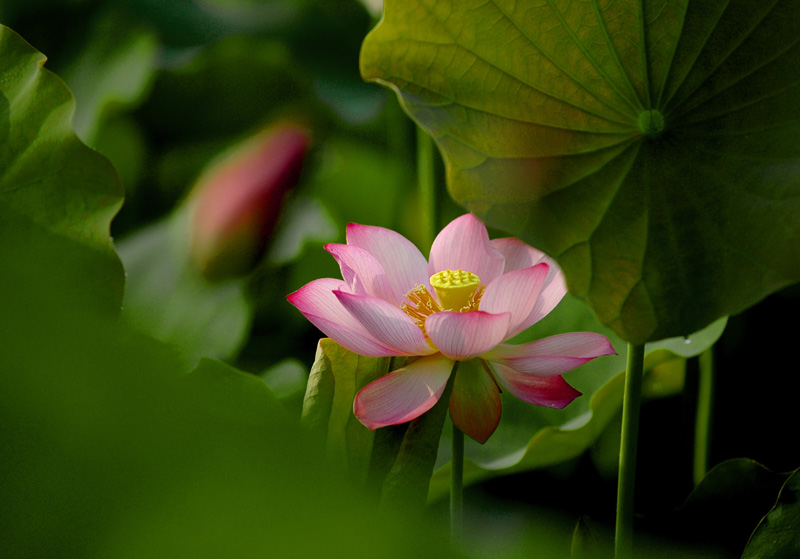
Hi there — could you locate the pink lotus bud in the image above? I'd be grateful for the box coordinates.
[189,123,310,280]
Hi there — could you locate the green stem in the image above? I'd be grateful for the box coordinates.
[451,420,464,540]
[416,126,436,251]
[693,347,715,486]
[615,343,645,559]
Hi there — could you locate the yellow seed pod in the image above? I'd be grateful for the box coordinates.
[429,269,481,312]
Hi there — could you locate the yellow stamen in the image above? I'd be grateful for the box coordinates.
[400,270,484,345]
[400,285,442,334]
[429,269,483,312]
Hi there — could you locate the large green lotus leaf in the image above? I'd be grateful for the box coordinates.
[0,25,124,313]
[361,1,800,343]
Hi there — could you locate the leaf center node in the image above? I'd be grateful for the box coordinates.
[637,110,665,138]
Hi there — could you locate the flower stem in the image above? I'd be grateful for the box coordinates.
[615,343,645,559]
[693,347,715,486]
[451,420,464,540]
[417,126,436,251]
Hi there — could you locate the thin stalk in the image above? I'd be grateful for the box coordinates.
[693,347,715,486]
[615,343,645,559]
[451,420,465,540]
[386,95,411,231]
[416,126,436,251]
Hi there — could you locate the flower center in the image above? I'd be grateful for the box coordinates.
[429,269,483,311]
[400,269,485,342]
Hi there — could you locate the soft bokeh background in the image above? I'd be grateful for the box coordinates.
[2,1,799,557]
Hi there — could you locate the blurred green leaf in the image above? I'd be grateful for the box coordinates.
[260,358,308,400]
[117,208,252,363]
[93,114,149,202]
[743,468,800,559]
[308,137,412,230]
[266,194,338,265]
[0,23,124,314]
[571,517,602,559]
[361,0,800,343]
[0,270,462,559]
[61,8,158,143]
[183,357,285,425]
[124,0,303,48]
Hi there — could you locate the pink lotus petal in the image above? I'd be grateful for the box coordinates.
[346,223,429,300]
[483,333,616,376]
[492,237,567,324]
[449,359,502,444]
[426,310,510,360]
[492,237,548,273]
[325,243,396,303]
[335,291,436,356]
[527,270,568,325]
[488,361,581,409]
[287,278,401,356]
[428,214,505,287]
[354,353,454,429]
[480,263,550,339]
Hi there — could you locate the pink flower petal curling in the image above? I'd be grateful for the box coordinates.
[334,291,436,356]
[354,353,455,430]
[492,237,567,324]
[428,214,505,287]
[483,333,616,376]
[286,278,400,357]
[489,361,581,409]
[449,359,502,444]
[492,237,548,273]
[346,223,429,302]
[325,243,395,303]
[480,263,550,339]
[425,310,510,360]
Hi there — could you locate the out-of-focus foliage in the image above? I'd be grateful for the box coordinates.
[0,261,464,559]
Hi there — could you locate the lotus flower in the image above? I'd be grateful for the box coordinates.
[189,123,310,280]
[288,214,614,443]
